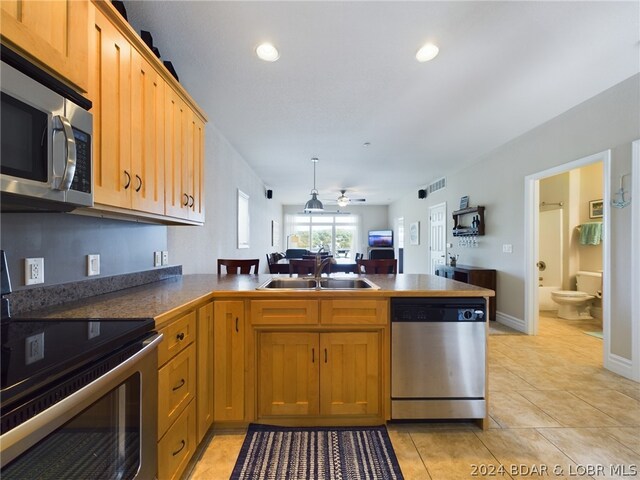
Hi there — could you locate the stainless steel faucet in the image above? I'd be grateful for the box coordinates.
[315,254,336,279]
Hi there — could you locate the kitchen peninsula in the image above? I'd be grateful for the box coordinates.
[18,273,494,480]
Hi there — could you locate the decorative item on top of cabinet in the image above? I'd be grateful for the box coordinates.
[213,301,245,422]
[0,0,89,92]
[452,206,485,237]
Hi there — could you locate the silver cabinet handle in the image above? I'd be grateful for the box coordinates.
[52,115,76,191]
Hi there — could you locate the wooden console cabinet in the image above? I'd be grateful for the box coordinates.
[435,265,496,320]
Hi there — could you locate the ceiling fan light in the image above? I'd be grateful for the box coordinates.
[304,192,324,212]
[337,196,349,207]
[416,43,439,62]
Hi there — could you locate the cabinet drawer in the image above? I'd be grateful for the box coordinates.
[320,299,387,325]
[157,311,196,367]
[157,399,197,480]
[251,300,319,325]
[158,344,196,438]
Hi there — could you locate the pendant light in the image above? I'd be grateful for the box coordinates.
[304,157,324,212]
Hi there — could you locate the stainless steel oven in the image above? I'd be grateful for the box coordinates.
[1,55,93,212]
[1,319,162,479]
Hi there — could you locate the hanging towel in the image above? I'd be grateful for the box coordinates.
[579,222,603,245]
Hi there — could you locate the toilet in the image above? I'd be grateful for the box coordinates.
[551,271,602,320]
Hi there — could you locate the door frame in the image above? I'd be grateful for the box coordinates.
[631,140,640,381]
[524,150,614,368]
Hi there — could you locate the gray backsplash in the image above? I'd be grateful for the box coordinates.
[1,212,168,291]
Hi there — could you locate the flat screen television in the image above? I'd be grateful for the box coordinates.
[368,229,393,248]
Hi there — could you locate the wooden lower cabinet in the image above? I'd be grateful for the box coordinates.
[196,302,214,443]
[213,301,245,421]
[157,399,197,480]
[258,332,319,417]
[258,331,381,420]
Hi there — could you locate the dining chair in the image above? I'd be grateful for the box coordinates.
[357,259,397,274]
[217,258,260,274]
[354,252,363,261]
[289,259,316,276]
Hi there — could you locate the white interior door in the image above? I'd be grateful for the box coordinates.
[429,203,447,274]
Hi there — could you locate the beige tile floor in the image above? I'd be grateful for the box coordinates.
[186,313,639,479]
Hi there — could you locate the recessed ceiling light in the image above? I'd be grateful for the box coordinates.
[363,142,371,147]
[416,43,439,63]
[256,43,279,62]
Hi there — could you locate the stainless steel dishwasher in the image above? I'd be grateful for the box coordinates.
[391,297,486,420]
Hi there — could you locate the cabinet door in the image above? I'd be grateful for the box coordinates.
[196,302,214,444]
[89,6,132,208]
[187,113,205,222]
[131,49,165,214]
[1,0,89,91]
[164,86,189,218]
[320,332,380,416]
[258,332,319,417]
[213,301,244,421]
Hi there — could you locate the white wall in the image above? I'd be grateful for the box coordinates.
[389,74,639,361]
[167,124,283,274]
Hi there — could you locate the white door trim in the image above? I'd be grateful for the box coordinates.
[524,150,614,369]
[631,140,640,381]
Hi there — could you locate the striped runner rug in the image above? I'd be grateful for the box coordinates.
[231,424,404,480]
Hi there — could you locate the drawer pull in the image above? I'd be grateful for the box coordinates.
[172,378,186,391]
[235,317,239,333]
[176,332,185,341]
[172,440,186,456]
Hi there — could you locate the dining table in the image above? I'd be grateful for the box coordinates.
[271,257,359,274]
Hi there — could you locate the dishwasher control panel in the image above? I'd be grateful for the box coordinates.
[391,297,486,322]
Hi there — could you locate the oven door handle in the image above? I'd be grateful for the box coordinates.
[0,332,163,468]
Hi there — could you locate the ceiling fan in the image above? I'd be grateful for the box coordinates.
[324,190,366,207]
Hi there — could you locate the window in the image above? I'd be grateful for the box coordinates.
[285,214,360,259]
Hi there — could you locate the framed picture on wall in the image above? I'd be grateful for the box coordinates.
[237,189,250,248]
[589,199,603,218]
[409,221,420,245]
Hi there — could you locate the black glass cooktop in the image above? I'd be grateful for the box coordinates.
[1,318,154,411]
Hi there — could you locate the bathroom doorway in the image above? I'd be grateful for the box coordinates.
[524,150,611,366]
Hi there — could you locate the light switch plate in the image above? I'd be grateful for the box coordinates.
[24,258,44,285]
[502,244,513,253]
[87,254,100,276]
[154,251,162,267]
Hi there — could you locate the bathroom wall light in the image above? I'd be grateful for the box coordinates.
[416,43,439,62]
[256,43,280,62]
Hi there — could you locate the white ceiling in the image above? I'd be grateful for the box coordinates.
[125,1,639,205]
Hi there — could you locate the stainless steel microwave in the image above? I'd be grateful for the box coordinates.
[1,60,93,212]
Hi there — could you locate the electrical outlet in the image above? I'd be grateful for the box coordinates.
[88,322,101,340]
[25,332,45,365]
[24,258,44,285]
[87,254,100,276]
[502,244,513,253]
[161,251,169,266]
[154,251,162,267]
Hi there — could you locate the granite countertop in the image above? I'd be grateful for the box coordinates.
[16,273,494,326]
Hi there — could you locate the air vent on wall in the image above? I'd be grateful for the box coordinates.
[428,177,446,194]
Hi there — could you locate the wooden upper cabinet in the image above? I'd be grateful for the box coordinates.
[187,113,205,222]
[89,6,131,209]
[1,0,89,92]
[164,86,189,219]
[131,49,165,214]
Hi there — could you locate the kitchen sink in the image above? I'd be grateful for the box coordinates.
[256,277,380,290]
[318,278,379,290]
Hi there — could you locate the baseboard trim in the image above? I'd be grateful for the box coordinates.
[605,352,635,380]
[496,311,526,333]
